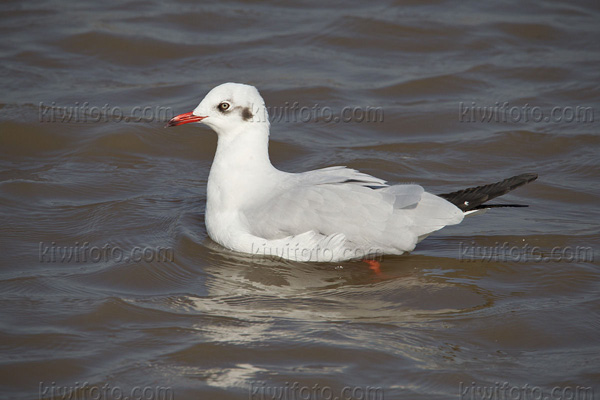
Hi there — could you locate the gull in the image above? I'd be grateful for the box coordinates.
[166,83,537,263]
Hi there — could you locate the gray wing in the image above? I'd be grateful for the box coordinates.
[243,166,463,252]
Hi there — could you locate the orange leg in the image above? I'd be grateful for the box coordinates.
[363,259,381,275]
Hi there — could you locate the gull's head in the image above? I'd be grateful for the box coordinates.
[166,82,269,136]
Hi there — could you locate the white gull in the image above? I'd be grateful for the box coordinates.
[167,82,537,263]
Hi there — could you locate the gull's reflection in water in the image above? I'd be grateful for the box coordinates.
[155,236,502,390]
[192,237,495,324]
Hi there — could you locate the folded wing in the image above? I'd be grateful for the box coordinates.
[243,166,463,254]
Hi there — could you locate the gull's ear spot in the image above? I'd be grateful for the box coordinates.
[242,107,253,121]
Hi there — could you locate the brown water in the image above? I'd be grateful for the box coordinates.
[1,1,599,399]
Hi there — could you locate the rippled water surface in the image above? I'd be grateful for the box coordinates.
[1,0,599,399]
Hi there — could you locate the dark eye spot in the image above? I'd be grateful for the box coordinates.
[242,107,253,121]
[218,102,230,112]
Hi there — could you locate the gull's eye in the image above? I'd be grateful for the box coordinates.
[218,102,230,112]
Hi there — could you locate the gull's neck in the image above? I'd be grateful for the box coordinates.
[207,123,278,212]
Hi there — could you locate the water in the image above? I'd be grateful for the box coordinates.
[1,0,599,399]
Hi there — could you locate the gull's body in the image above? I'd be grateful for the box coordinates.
[167,83,537,262]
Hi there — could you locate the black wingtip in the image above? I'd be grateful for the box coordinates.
[515,173,538,183]
[438,173,538,211]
